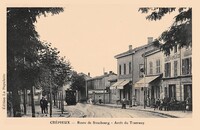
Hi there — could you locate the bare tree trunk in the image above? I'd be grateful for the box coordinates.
[23,88,27,115]
[61,91,64,114]
[12,88,21,117]
[55,92,58,108]
[53,93,56,106]
[31,86,35,117]
[58,92,61,109]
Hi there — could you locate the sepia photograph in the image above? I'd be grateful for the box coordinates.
[6,6,192,118]
[2,1,200,130]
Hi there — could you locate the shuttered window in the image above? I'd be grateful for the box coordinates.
[119,65,122,75]
[156,59,160,74]
[149,61,153,74]
[165,62,171,77]
[174,61,178,77]
[182,57,192,75]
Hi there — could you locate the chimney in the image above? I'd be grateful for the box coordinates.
[129,45,132,51]
[147,37,153,44]
[88,72,90,77]
[109,71,113,74]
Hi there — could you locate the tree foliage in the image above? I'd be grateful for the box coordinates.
[38,42,71,95]
[139,7,192,55]
[7,8,68,116]
[70,71,86,92]
[7,8,64,91]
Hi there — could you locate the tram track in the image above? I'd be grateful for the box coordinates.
[64,103,172,118]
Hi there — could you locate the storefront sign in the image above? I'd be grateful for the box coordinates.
[88,90,106,94]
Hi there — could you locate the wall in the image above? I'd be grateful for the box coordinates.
[88,92,110,104]
[117,55,132,79]
[162,46,192,101]
[146,50,163,76]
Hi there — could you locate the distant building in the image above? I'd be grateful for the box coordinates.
[77,72,91,101]
[58,72,91,104]
[86,71,117,104]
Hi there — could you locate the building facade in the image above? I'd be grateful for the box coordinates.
[112,37,192,107]
[86,71,117,104]
[162,45,192,102]
[111,37,157,105]
[134,49,163,106]
[134,45,192,107]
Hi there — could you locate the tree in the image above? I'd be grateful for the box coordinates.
[70,71,86,101]
[7,8,64,117]
[38,42,71,116]
[139,8,192,55]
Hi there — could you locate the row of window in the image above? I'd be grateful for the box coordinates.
[119,62,132,75]
[165,57,192,77]
[170,44,191,55]
[119,57,192,77]
[149,59,161,75]
[164,84,192,100]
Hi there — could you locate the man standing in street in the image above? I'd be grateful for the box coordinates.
[121,98,126,109]
[40,97,45,114]
[43,98,48,115]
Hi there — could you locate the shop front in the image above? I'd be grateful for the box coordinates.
[134,75,161,106]
[110,79,131,104]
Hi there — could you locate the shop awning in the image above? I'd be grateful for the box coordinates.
[110,79,130,89]
[134,75,159,89]
[117,80,130,89]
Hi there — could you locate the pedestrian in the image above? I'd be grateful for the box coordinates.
[154,98,161,110]
[185,96,192,111]
[40,97,45,114]
[88,97,93,104]
[43,98,48,115]
[121,98,126,109]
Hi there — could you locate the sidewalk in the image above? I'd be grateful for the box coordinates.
[97,103,192,118]
[22,105,70,118]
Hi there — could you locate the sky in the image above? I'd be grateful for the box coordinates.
[35,4,176,77]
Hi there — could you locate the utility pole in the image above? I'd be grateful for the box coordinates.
[86,80,88,100]
[49,71,52,117]
[143,47,147,109]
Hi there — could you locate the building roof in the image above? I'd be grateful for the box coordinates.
[78,72,91,80]
[87,72,117,81]
[114,42,154,59]
[144,48,161,57]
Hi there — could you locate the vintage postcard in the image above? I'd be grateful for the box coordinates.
[0,0,199,130]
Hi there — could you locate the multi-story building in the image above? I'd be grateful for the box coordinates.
[86,71,117,104]
[162,45,192,102]
[134,49,163,106]
[134,44,192,107]
[111,37,157,105]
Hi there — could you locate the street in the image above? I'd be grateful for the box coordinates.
[20,102,191,118]
[64,103,170,118]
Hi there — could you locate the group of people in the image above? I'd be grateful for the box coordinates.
[40,97,48,114]
[153,96,192,111]
[119,96,192,111]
